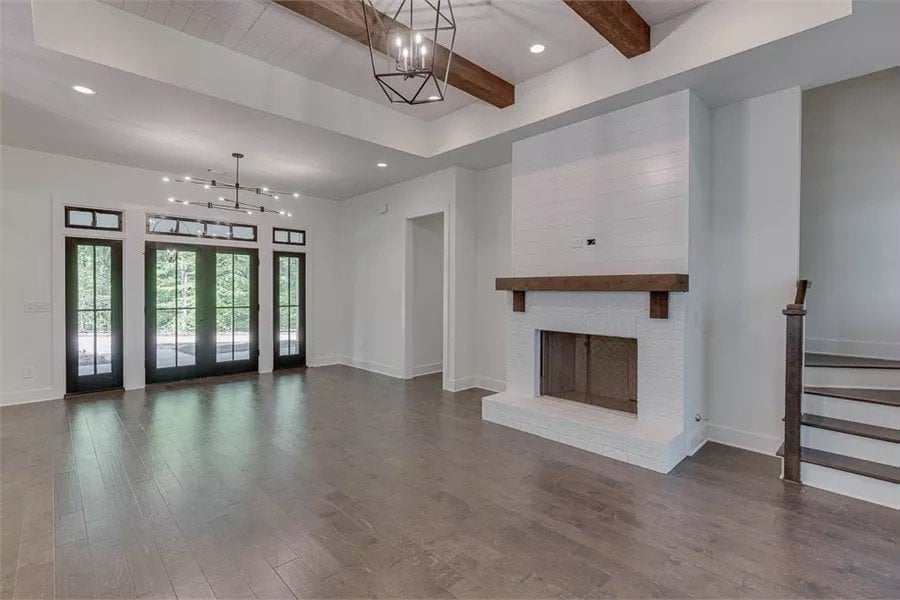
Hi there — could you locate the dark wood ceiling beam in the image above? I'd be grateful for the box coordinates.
[562,0,650,58]
[274,0,515,108]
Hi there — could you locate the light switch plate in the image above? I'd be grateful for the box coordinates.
[569,238,583,249]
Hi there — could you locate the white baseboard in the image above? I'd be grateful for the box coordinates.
[413,363,442,377]
[339,356,405,379]
[688,424,709,455]
[445,376,476,392]
[806,337,900,360]
[307,356,342,367]
[471,376,506,393]
[706,423,782,455]
[0,387,58,407]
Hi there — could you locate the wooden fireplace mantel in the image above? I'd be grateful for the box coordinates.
[495,274,689,319]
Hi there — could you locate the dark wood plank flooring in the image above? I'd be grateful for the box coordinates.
[2,366,898,599]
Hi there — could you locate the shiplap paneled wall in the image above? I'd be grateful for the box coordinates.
[511,91,690,276]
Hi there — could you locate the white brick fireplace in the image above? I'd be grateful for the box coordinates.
[482,90,711,473]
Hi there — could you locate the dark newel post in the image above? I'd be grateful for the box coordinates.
[782,302,806,483]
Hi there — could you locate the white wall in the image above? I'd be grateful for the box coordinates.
[473,165,512,392]
[0,146,343,406]
[410,212,444,375]
[510,91,690,276]
[340,168,463,385]
[707,88,802,453]
[801,68,900,359]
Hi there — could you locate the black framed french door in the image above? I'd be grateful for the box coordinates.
[273,251,306,369]
[145,242,258,383]
[66,237,123,394]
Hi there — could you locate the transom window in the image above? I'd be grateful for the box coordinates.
[147,214,257,242]
[65,206,123,231]
[273,227,306,246]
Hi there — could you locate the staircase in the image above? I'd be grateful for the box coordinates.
[779,282,899,509]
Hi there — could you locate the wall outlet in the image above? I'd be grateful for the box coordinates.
[586,238,597,246]
[569,238,583,249]
[22,366,35,379]
[25,301,51,313]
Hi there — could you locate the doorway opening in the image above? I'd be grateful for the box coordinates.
[406,212,445,379]
[145,242,258,383]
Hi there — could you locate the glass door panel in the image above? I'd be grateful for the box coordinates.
[66,238,123,394]
[215,251,256,365]
[152,247,197,371]
[273,252,305,369]
[146,242,257,383]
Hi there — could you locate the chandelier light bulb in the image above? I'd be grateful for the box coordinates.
[184,176,192,181]
[182,200,190,205]
[167,197,175,202]
[293,193,299,198]
[162,177,170,182]
[396,36,402,47]
[415,33,422,44]
[279,210,286,215]
[246,210,252,215]
[262,187,269,192]
[274,195,279,200]
[287,213,292,217]
[204,184,210,189]
[218,196,225,201]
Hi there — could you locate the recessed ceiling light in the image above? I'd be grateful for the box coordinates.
[377,162,388,168]
[72,85,96,95]
[529,44,545,54]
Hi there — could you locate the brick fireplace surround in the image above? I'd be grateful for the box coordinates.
[481,90,709,473]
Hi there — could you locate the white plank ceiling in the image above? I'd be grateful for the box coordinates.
[99,0,706,120]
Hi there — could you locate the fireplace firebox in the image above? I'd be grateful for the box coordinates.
[540,331,637,414]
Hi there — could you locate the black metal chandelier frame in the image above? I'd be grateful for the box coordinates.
[362,0,457,106]
[162,153,295,217]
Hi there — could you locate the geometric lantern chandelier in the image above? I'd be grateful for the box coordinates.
[362,0,457,105]
[162,152,295,217]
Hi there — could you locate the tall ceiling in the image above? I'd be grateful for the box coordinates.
[2,0,897,200]
[97,0,706,120]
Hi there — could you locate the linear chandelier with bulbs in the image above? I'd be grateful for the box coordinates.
[162,152,295,217]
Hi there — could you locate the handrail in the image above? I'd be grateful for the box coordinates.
[782,278,809,483]
[793,279,810,305]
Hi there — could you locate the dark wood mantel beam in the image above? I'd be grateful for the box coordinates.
[496,274,688,319]
[274,0,515,108]
[562,0,650,58]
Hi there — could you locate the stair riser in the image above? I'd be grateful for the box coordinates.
[804,366,900,388]
[803,394,900,428]
[799,463,899,509]
[801,427,899,465]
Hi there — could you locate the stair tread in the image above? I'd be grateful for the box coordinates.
[799,447,900,483]
[805,353,900,369]
[775,444,898,483]
[801,413,899,443]
[804,386,900,407]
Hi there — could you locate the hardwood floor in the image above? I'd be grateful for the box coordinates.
[2,366,898,599]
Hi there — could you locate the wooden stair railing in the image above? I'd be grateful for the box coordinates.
[782,279,809,483]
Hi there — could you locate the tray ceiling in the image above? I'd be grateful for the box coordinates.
[99,0,707,120]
